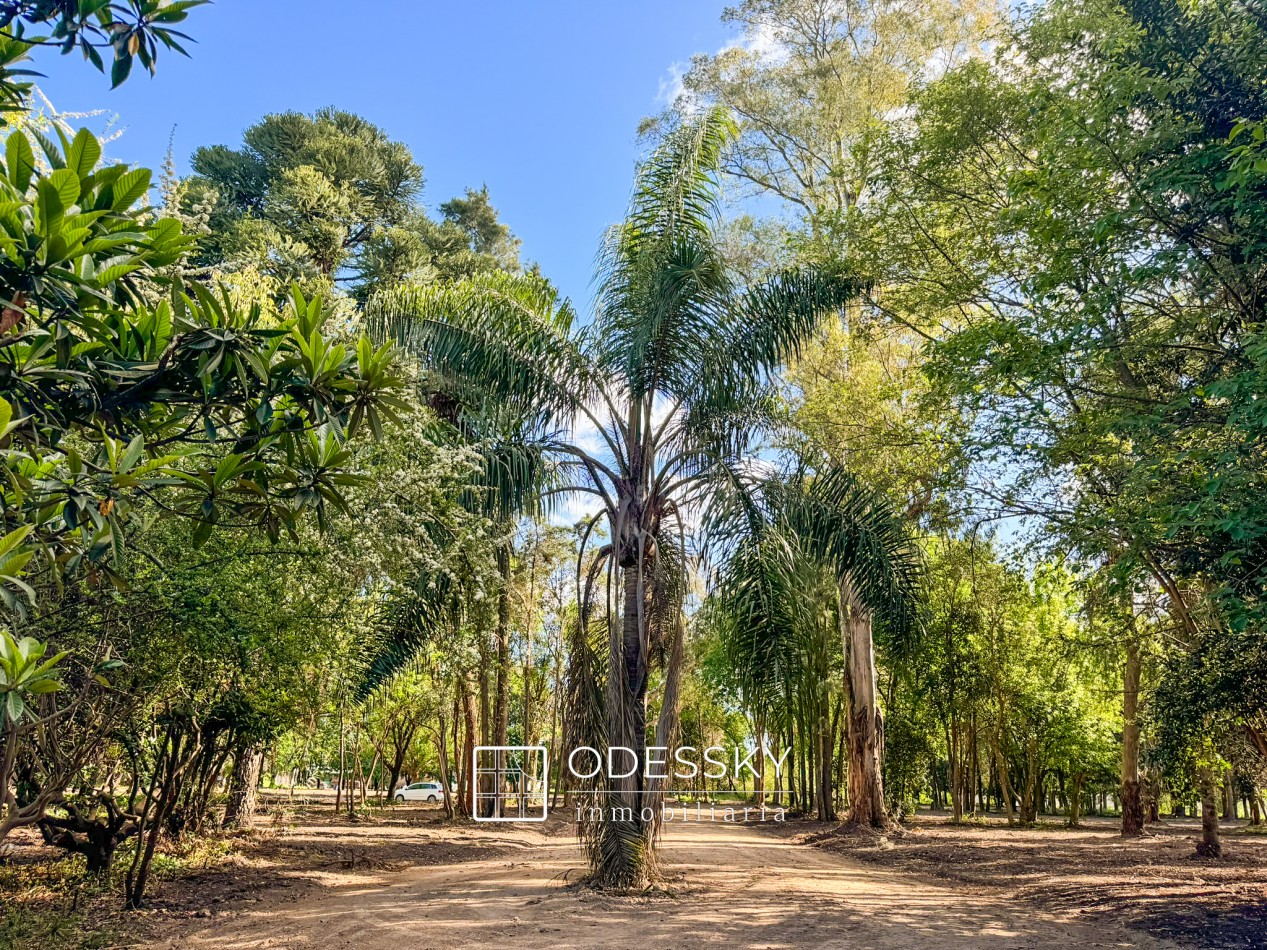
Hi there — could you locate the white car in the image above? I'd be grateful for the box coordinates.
[395,781,444,803]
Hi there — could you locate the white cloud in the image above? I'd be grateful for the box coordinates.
[654,14,789,116]
[740,18,787,66]
[551,489,605,528]
[657,62,688,107]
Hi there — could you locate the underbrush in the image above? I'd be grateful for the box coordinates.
[0,829,246,950]
[0,859,121,950]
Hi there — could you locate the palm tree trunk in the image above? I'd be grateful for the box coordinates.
[839,575,887,829]
[592,562,652,889]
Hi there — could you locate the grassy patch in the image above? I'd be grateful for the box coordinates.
[0,904,126,950]
[0,831,243,950]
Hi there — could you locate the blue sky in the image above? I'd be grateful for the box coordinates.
[31,0,734,311]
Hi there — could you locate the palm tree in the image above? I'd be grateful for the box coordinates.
[706,465,921,829]
[370,107,884,886]
[366,273,569,816]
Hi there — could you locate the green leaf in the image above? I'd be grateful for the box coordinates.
[119,435,144,472]
[48,168,81,210]
[111,168,150,210]
[31,129,65,170]
[111,52,134,88]
[66,128,102,178]
[0,525,33,558]
[36,178,66,230]
[5,132,34,193]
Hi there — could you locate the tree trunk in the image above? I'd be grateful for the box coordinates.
[39,798,139,877]
[1068,772,1084,828]
[1021,735,1039,824]
[1146,773,1161,823]
[384,720,416,804]
[460,673,478,818]
[1197,766,1222,858]
[386,758,403,802]
[754,714,767,806]
[839,575,887,829]
[992,733,1018,825]
[494,544,512,749]
[481,544,512,819]
[125,720,200,909]
[592,562,652,887]
[223,742,263,829]
[817,710,835,821]
[363,747,380,805]
[345,720,361,818]
[1121,641,1144,836]
[335,702,345,813]
[523,624,534,749]
[550,631,565,809]
[834,710,848,813]
[436,715,455,820]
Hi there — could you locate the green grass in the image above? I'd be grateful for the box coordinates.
[0,904,125,950]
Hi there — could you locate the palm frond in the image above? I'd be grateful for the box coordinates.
[465,437,561,521]
[365,272,591,432]
[703,461,924,699]
[784,466,924,653]
[625,106,737,252]
[594,108,738,401]
[714,265,869,393]
[358,570,460,697]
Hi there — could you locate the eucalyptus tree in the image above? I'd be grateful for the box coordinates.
[371,107,873,886]
[656,0,996,245]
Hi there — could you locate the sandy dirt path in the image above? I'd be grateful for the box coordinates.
[152,815,1180,949]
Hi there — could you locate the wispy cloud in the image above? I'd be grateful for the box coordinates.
[654,17,788,116]
[656,62,688,107]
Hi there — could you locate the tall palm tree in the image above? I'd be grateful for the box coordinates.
[370,107,883,886]
[706,465,922,829]
[365,276,566,816]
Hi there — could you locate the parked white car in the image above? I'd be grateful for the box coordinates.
[395,781,444,803]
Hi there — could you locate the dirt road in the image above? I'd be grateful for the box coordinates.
[153,814,1178,949]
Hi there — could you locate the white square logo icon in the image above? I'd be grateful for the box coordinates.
[472,746,549,822]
